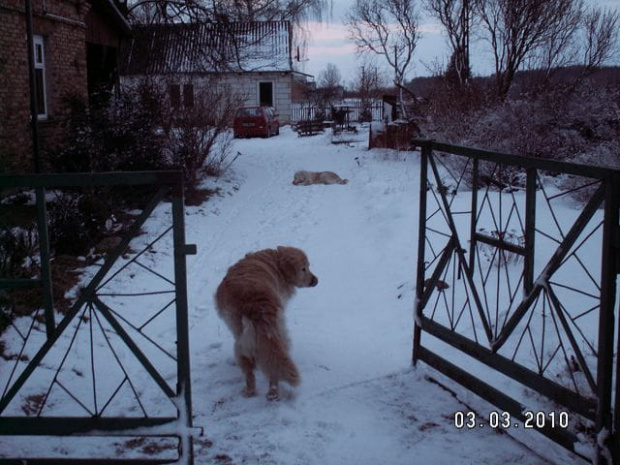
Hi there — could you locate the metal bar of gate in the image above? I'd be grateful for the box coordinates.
[0,171,195,464]
[413,141,430,365]
[172,190,195,465]
[411,138,620,464]
[597,176,620,461]
[0,186,170,414]
[523,168,537,294]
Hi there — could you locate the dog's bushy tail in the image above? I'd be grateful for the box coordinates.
[252,318,301,387]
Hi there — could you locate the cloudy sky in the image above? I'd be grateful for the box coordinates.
[300,0,620,85]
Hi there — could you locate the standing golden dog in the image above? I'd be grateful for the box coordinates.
[215,246,318,400]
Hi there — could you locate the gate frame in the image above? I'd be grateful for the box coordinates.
[412,139,620,464]
[0,171,196,464]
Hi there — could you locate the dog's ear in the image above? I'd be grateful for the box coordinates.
[277,246,298,280]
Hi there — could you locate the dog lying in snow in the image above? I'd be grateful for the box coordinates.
[292,170,348,186]
[215,246,318,400]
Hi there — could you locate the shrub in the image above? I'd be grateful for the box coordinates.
[47,192,112,256]
[0,225,38,279]
[166,80,244,192]
[50,79,244,204]
[50,89,169,175]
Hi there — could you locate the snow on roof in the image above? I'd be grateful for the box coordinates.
[119,21,292,75]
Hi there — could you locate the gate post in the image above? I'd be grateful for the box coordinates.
[607,173,620,464]
[592,174,618,464]
[35,187,55,337]
[413,140,431,366]
[171,182,196,465]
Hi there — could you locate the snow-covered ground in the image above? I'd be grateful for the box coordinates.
[185,127,582,465]
[1,126,590,464]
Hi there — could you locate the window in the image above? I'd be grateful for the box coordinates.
[169,84,181,108]
[183,84,194,108]
[33,35,47,118]
[169,83,194,109]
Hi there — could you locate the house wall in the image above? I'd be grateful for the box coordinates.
[121,71,309,125]
[219,72,297,124]
[0,0,92,172]
[121,72,312,124]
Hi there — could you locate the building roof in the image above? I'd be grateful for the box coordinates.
[93,0,132,35]
[119,21,293,75]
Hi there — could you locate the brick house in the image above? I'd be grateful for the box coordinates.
[0,0,131,173]
[119,21,313,125]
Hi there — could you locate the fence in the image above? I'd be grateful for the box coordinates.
[290,100,383,123]
[0,171,196,464]
[412,139,619,464]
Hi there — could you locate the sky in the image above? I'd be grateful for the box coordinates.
[300,0,620,86]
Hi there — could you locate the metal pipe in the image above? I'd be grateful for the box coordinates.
[26,0,55,337]
[25,0,40,173]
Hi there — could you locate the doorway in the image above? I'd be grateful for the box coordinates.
[259,81,274,107]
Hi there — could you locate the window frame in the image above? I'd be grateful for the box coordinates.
[169,83,195,109]
[33,35,48,119]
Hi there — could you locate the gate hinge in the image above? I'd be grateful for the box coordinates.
[184,244,197,255]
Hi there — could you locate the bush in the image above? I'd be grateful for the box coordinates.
[47,192,112,256]
[418,76,620,196]
[166,81,243,191]
[421,78,620,169]
[50,79,244,203]
[50,89,169,174]
[0,225,37,279]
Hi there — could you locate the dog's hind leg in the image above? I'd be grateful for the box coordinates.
[256,328,301,401]
[235,324,257,397]
[235,342,257,397]
[240,356,257,397]
[266,355,300,400]
[267,380,280,401]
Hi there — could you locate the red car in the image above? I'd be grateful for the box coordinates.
[233,106,280,138]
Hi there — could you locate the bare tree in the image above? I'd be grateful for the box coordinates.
[315,63,343,109]
[214,0,328,23]
[581,7,620,75]
[126,0,331,76]
[531,0,583,76]
[128,0,329,25]
[473,0,582,100]
[351,60,385,121]
[127,0,212,24]
[318,63,343,89]
[424,0,473,88]
[346,0,419,116]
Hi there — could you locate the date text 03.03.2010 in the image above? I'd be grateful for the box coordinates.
[453,411,570,430]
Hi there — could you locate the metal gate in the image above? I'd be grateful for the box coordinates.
[0,172,196,464]
[412,140,619,464]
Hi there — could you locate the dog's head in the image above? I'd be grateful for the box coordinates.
[292,171,308,186]
[277,246,318,288]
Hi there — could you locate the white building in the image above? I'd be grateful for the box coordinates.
[119,21,313,124]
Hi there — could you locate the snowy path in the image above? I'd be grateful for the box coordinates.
[181,127,574,465]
